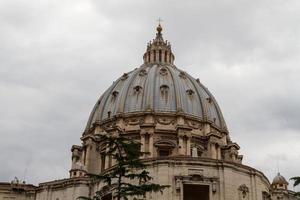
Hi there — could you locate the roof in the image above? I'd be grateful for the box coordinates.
[272,173,289,185]
[85,64,227,133]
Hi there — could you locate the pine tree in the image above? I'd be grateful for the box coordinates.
[290,177,300,197]
[79,132,168,200]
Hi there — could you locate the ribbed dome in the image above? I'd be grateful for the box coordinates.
[272,173,289,185]
[85,24,228,133]
[85,64,227,133]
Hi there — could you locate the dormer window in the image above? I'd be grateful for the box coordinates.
[186,89,194,95]
[160,67,168,76]
[139,69,147,76]
[121,73,128,80]
[111,91,119,101]
[160,85,169,95]
[179,71,186,79]
[206,97,212,103]
[133,85,142,93]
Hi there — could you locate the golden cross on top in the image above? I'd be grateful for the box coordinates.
[157,17,163,25]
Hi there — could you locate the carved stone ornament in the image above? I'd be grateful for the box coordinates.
[179,71,187,79]
[103,122,116,130]
[187,120,203,129]
[186,89,195,95]
[238,184,249,198]
[156,117,175,125]
[139,69,147,76]
[133,85,142,94]
[124,118,144,126]
[121,73,128,80]
[159,67,168,76]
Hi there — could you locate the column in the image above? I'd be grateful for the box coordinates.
[186,137,191,156]
[178,136,183,155]
[217,146,221,160]
[211,143,217,159]
[105,146,110,169]
[141,134,146,158]
[85,145,90,169]
[149,133,154,157]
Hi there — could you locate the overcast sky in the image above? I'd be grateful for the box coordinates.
[0,0,299,191]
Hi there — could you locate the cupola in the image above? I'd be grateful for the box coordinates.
[272,173,289,190]
[143,23,175,64]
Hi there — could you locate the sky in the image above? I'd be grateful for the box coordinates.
[0,0,299,191]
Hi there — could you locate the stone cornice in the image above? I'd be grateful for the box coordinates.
[37,177,90,192]
[83,111,228,136]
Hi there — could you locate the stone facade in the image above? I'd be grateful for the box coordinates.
[1,25,298,200]
[0,179,36,200]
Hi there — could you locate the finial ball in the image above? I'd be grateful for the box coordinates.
[157,24,162,33]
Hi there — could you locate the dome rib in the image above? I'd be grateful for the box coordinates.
[185,73,205,120]
[167,66,182,112]
[117,69,139,115]
[99,82,117,120]
[198,80,227,130]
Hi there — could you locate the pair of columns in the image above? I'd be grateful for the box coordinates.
[140,133,154,157]
[178,135,191,156]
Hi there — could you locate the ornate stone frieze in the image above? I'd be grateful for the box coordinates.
[155,117,176,125]
[187,120,203,130]
[124,118,144,126]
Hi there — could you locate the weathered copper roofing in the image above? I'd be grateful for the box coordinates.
[85,24,228,133]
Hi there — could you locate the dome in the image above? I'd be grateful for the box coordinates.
[272,173,289,185]
[84,24,227,134]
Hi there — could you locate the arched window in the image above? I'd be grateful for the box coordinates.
[191,144,204,158]
[154,140,176,157]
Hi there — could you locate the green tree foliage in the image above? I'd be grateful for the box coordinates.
[79,133,168,200]
[290,177,300,197]
[290,177,300,187]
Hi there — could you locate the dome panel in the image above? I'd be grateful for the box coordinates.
[153,66,176,112]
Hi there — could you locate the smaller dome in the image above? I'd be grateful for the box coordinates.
[272,173,289,185]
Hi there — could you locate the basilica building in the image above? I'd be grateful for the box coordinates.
[0,25,298,200]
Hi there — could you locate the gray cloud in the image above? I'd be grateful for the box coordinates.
[0,0,299,191]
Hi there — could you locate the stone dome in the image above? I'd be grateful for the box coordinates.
[85,24,228,134]
[272,173,289,185]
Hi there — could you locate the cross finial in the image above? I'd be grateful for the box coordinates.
[157,17,163,25]
[156,18,163,34]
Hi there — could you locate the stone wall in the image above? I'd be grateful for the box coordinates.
[35,178,89,200]
[0,182,36,200]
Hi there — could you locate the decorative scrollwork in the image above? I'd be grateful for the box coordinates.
[159,67,168,76]
[139,69,147,76]
[238,184,249,198]
[156,117,175,125]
